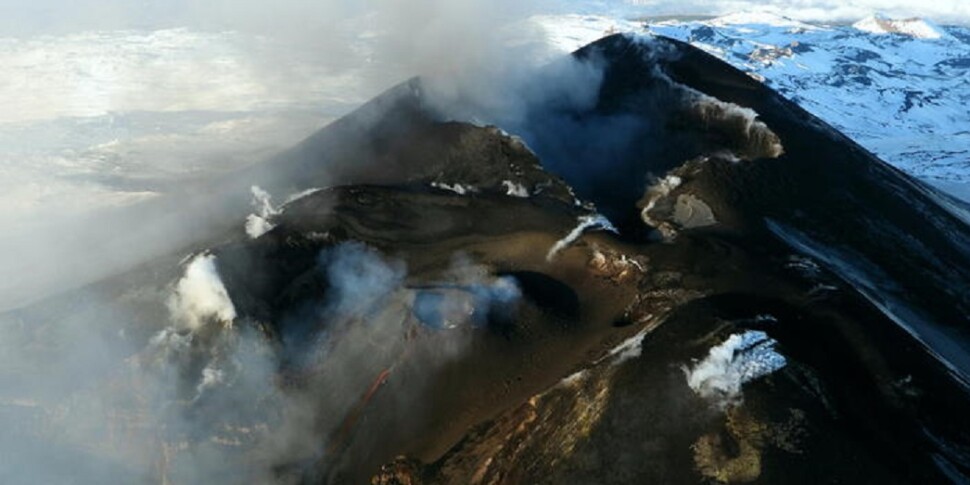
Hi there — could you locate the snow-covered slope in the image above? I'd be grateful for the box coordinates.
[535,12,970,185]
[852,15,948,39]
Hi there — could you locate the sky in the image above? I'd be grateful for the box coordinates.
[0,0,969,36]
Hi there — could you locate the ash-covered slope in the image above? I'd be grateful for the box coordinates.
[361,34,970,483]
[3,33,970,485]
[395,34,970,483]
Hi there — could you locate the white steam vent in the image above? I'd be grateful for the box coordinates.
[691,95,785,160]
[640,174,682,229]
[683,330,786,409]
[245,185,280,239]
[167,253,237,332]
[547,213,618,261]
[502,180,530,198]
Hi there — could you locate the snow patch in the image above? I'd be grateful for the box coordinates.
[546,214,618,261]
[853,15,946,39]
[709,12,817,30]
[502,180,530,197]
[683,331,787,409]
[431,182,478,195]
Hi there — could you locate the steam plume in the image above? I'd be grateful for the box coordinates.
[167,254,237,332]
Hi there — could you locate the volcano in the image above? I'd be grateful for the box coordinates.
[4,34,970,484]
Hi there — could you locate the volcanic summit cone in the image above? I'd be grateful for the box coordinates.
[5,34,970,484]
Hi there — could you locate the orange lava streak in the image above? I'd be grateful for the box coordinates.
[327,367,392,454]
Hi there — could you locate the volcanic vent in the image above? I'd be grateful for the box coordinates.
[4,34,970,485]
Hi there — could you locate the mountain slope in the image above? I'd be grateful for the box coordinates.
[3,32,970,484]
[364,32,970,484]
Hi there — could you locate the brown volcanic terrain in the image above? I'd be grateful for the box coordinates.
[3,34,970,484]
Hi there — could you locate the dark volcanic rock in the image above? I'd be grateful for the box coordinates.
[5,34,970,485]
[241,79,578,208]
[349,35,970,484]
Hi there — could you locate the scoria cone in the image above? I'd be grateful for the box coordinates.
[3,33,970,484]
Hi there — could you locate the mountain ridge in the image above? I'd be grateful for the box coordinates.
[3,31,970,484]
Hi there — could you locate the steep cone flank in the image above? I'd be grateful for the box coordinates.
[4,34,970,484]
